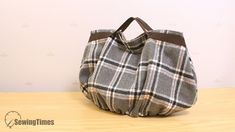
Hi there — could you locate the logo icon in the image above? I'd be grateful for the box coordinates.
[5,111,22,129]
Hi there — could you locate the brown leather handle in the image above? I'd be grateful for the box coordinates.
[111,17,153,37]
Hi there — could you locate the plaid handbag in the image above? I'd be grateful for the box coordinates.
[79,17,197,117]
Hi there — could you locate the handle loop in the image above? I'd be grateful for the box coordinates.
[111,17,153,37]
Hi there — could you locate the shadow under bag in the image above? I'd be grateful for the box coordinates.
[79,17,197,117]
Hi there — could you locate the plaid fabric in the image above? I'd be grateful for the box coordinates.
[79,29,197,117]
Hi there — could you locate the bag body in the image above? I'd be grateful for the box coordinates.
[79,17,197,117]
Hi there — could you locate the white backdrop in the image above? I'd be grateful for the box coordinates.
[0,0,235,91]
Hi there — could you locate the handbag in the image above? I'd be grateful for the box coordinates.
[79,17,197,117]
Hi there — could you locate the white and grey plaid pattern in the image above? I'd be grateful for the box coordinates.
[79,29,197,117]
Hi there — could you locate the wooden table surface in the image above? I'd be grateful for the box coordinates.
[0,88,234,132]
